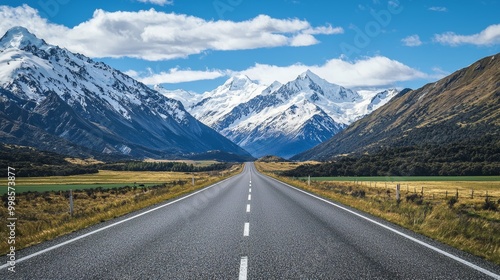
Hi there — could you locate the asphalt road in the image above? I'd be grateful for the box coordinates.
[1,163,500,279]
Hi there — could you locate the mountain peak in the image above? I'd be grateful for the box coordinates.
[224,74,255,91]
[298,69,323,82]
[0,26,48,50]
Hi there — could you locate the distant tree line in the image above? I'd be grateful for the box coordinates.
[284,137,500,177]
[0,144,235,177]
[98,161,234,172]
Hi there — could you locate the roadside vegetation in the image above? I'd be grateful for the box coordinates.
[0,164,242,255]
[256,161,500,265]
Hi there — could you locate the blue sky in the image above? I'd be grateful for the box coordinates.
[0,0,499,93]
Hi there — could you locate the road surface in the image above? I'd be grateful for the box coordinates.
[2,163,499,279]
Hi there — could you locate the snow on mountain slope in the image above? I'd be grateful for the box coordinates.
[161,69,398,158]
[0,26,251,159]
[190,75,269,126]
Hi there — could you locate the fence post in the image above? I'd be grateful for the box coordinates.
[421,187,424,197]
[471,189,474,199]
[455,189,459,199]
[192,174,195,186]
[308,175,311,186]
[396,184,401,203]
[69,189,74,217]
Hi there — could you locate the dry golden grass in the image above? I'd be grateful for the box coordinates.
[64,157,104,165]
[341,181,500,202]
[255,162,500,265]
[15,170,204,186]
[0,165,242,255]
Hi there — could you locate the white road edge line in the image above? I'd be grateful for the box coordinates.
[243,222,250,236]
[246,204,251,213]
[239,256,248,280]
[266,175,500,280]
[248,194,252,201]
[0,175,237,270]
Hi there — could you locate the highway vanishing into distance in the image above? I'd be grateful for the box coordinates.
[2,163,500,279]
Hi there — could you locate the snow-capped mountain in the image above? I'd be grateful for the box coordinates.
[0,26,251,160]
[158,70,398,158]
[191,75,270,126]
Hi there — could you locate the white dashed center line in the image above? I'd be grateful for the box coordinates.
[239,256,248,280]
[243,222,250,236]
[249,188,252,193]
[246,204,251,213]
[248,194,251,201]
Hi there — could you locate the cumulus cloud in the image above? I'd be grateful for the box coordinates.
[127,68,227,84]
[0,5,341,61]
[0,4,69,43]
[238,56,427,88]
[401,35,422,47]
[433,24,500,46]
[429,6,447,12]
[129,56,426,88]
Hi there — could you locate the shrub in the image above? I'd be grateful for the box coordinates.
[406,193,423,205]
[447,196,459,209]
[482,198,498,211]
[351,190,366,198]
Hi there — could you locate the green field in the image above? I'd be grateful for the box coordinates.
[305,176,500,182]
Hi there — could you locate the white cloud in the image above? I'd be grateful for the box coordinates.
[401,34,422,47]
[0,5,342,61]
[128,56,426,88]
[128,68,227,84]
[429,6,447,12]
[290,34,318,46]
[136,0,173,5]
[238,56,427,88]
[0,5,69,44]
[433,24,500,46]
[303,25,344,35]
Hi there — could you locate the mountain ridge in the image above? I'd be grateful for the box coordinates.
[293,53,500,162]
[159,70,398,158]
[0,26,252,161]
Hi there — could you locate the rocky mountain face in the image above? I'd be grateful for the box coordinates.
[159,71,398,158]
[0,26,252,160]
[294,53,500,161]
